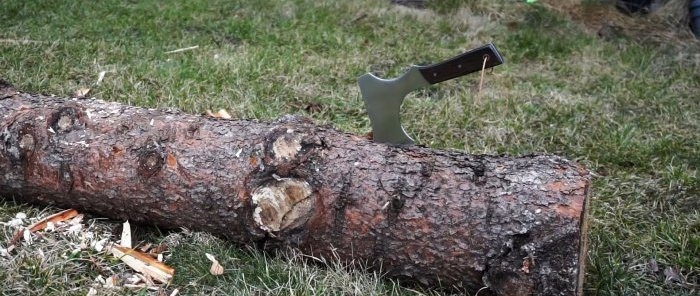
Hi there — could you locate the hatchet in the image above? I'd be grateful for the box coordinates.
[358,43,504,145]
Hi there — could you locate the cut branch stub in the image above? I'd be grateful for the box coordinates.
[252,179,314,233]
[270,130,302,162]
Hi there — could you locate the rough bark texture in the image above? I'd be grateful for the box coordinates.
[0,84,590,295]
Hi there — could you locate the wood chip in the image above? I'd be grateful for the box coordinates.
[124,283,147,289]
[86,287,98,296]
[120,220,132,248]
[139,242,153,252]
[22,229,31,244]
[108,244,175,283]
[96,71,107,85]
[9,209,80,246]
[104,274,119,288]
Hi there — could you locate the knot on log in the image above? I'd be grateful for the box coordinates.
[270,130,302,161]
[137,142,165,179]
[50,106,86,133]
[19,133,34,150]
[251,179,314,233]
[260,124,324,177]
[0,79,17,99]
[2,122,38,165]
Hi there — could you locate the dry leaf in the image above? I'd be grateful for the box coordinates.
[648,258,659,272]
[210,260,224,275]
[87,255,105,275]
[149,244,169,255]
[108,244,175,283]
[216,109,231,119]
[205,109,232,119]
[120,220,132,248]
[304,102,323,113]
[205,253,224,275]
[74,88,90,98]
[664,266,684,283]
[350,12,368,23]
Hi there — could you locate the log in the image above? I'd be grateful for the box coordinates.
[0,83,590,295]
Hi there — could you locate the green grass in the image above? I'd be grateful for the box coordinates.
[1,0,699,295]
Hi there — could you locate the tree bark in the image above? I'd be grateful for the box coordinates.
[0,84,590,295]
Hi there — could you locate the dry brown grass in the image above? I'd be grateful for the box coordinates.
[541,0,699,46]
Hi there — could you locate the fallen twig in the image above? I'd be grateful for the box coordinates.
[164,45,199,54]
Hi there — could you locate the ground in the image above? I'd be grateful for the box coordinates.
[0,0,698,295]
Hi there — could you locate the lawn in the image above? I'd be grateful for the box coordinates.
[0,0,698,295]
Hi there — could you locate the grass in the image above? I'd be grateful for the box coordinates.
[0,0,698,295]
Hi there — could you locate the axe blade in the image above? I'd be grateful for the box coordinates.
[358,67,429,145]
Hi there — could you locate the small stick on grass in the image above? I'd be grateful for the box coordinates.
[164,45,199,54]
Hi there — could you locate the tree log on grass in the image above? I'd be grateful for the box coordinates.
[0,82,590,295]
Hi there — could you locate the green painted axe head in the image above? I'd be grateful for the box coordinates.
[357,43,504,145]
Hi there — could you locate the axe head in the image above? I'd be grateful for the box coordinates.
[358,43,504,145]
[357,66,429,145]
